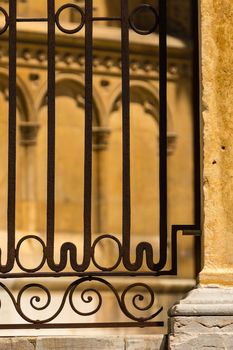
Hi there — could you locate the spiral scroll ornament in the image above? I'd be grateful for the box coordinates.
[0,278,162,326]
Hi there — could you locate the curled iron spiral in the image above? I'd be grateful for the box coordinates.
[0,278,162,325]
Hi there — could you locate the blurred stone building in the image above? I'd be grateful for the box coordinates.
[0,0,196,334]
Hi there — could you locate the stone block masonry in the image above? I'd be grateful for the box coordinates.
[0,336,167,350]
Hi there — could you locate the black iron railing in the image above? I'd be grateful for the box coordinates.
[0,0,200,329]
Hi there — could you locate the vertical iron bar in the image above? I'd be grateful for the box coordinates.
[158,0,168,269]
[4,0,17,272]
[83,0,93,264]
[46,0,56,260]
[121,0,131,258]
[192,0,201,275]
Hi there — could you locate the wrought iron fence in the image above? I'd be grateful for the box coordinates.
[0,0,200,329]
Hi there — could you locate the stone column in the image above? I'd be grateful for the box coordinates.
[92,126,110,234]
[169,1,233,348]
[19,121,40,232]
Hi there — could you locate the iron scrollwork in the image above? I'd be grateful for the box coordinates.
[8,231,198,275]
[0,278,163,327]
[0,0,200,330]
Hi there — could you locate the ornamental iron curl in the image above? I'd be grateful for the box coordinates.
[0,278,163,326]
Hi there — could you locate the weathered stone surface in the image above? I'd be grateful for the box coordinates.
[0,338,34,350]
[125,335,166,350]
[169,334,233,350]
[200,0,233,286]
[36,336,124,350]
[169,314,233,349]
[169,288,233,349]
[0,336,167,350]
[170,286,233,316]
[170,316,233,334]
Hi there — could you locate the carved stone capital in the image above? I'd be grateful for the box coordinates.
[19,121,40,146]
[167,132,177,156]
[92,126,111,151]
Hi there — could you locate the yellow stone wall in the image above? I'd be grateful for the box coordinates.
[199,0,233,286]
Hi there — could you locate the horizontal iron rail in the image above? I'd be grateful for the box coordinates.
[0,271,171,279]
[0,322,164,329]
[16,17,122,22]
[16,18,48,22]
[92,17,121,21]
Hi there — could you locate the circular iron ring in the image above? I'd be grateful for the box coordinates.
[91,234,122,271]
[0,7,9,35]
[16,235,46,273]
[55,4,85,34]
[129,5,159,36]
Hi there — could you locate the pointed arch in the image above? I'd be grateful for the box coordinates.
[0,68,35,122]
[35,73,106,126]
[107,80,175,133]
